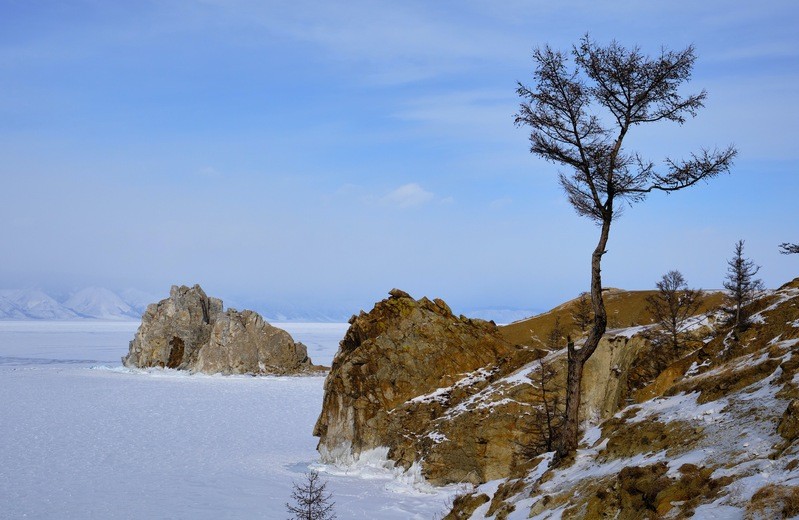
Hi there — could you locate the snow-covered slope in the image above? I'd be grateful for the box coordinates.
[0,288,148,321]
[0,294,28,319]
[447,278,799,519]
[0,289,82,320]
[64,287,140,320]
[119,288,159,316]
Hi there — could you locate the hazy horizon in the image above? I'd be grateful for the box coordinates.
[0,284,544,323]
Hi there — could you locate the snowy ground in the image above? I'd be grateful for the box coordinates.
[0,321,458,519]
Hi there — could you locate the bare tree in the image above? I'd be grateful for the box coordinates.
[723,240,764,332]
[780,242,799,255]
[570,292,593,333]
[286,471,336,520]
[525,319,566,453]
[531,355,565,453]
[645,270,704,350]
[515,35,735,462]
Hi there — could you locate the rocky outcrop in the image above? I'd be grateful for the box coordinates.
[313,289,552,484]
[122,285,321,375]
[313,289,682,485]
[580,334,648,421]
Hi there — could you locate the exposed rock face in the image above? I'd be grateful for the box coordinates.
[123,285,221,369]
[314,289,547,484]
[195,309,315,375]
[313,289,680,485]
[581,335,648,421]
[122,285,320,375]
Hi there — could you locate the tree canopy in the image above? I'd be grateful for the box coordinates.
[515,35,736,461]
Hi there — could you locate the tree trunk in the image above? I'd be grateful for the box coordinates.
[555,215,610,462]
[557,337,584,459]
[735,288,742,331]
[539,364,553,451]
[671,320,678,351]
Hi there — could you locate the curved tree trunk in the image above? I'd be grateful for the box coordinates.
[555,216,610,462]
[516,38,735,466]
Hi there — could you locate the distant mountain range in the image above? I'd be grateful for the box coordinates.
[0,287,539,324]
[0,287,150,321]
[0,287,362,322]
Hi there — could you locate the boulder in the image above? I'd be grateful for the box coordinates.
[122,285,321,375]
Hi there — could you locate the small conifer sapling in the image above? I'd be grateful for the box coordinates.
[286,471,336,520]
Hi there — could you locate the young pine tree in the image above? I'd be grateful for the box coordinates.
[723,240,764,332]
[286,471,336,520]
[546,316,564,350]
[645,270,704,350]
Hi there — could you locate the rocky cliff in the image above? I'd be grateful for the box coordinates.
[312,288,688,485]
[122,285,321,375]
[313,289,539,484]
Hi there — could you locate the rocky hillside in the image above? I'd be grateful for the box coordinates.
[314,286,720,486]
[123,285,324,375]
[445,277,799,519]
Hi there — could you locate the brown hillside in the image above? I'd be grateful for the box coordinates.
[446,279,799,519]
[500,289,725,347]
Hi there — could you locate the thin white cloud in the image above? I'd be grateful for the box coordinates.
[489,197,513,209]
[381,183,435,208]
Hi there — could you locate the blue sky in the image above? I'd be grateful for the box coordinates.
[1,0,797,315]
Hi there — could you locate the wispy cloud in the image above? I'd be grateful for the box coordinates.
[381,183,436,208]
[191,0,524,85]
[489,197,513,209]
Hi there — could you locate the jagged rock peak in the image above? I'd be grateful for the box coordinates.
[388,288,411,299]
[122,284,323,375]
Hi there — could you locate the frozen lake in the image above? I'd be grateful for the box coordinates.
[0,321,460,519]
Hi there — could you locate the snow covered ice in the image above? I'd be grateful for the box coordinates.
[0,321,459,519]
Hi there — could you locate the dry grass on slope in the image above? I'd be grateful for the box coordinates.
[499,289,725,347]
[446,278,799,519]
